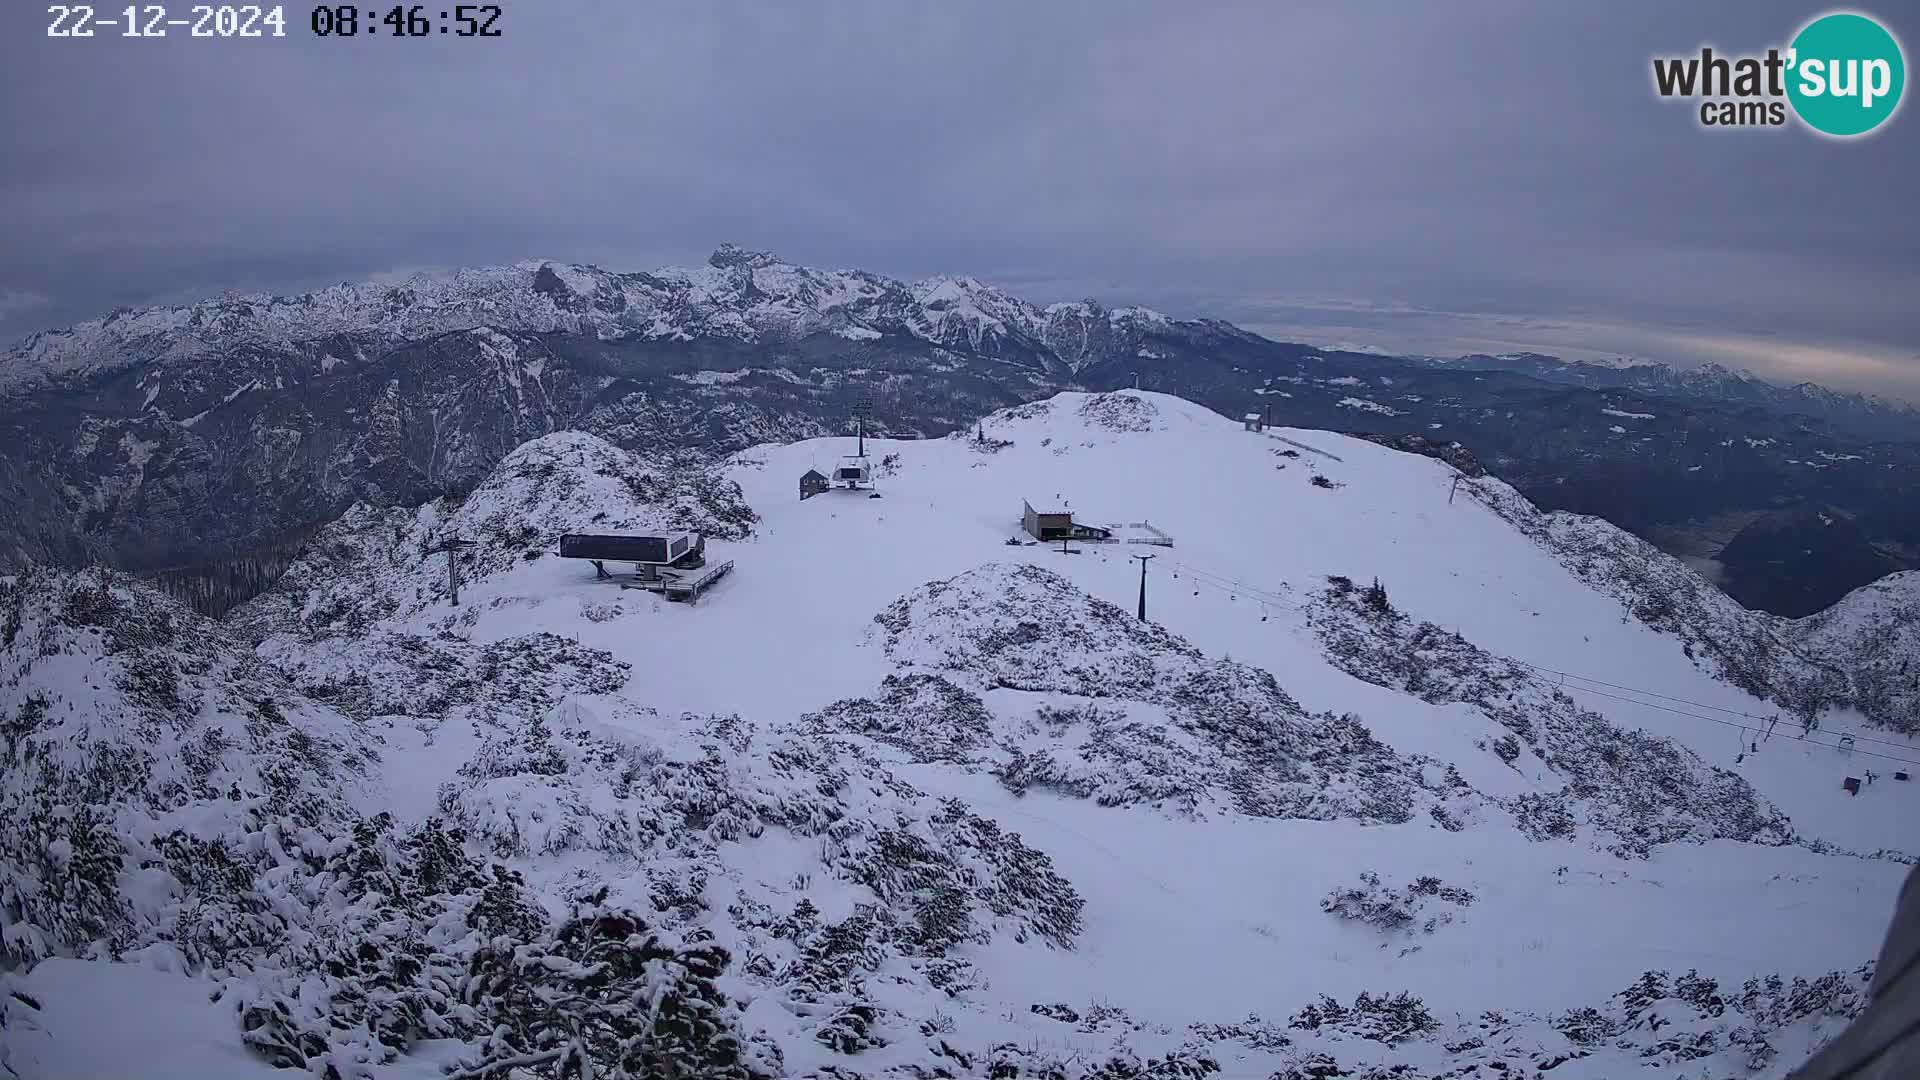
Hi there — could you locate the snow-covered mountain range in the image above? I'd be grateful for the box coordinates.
[10,249,1902,431]
[3,390,1914,1079]
[6,247,1920,617]
[0,247,1258,585]
[0,244,1185,400]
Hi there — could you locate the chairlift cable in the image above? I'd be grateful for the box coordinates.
[1512,661,1916,752]
[1549,682,1920,767]
[1157,549,1920,762]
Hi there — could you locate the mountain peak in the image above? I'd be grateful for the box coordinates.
[1563,354,1643,370]
[708,243,784,270]
[1693,361,1760,382]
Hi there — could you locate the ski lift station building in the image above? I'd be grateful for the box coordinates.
[832,456,872,487]
[556,531,733,603]
[559,532,702,567]
[1022,499,1111,542]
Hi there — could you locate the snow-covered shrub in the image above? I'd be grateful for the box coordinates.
[6,573,810,1077]
[993,742,1207,811]
[1077,392,1161,433]
[815,1002,888,1055]
[61,795,784,1080]
[452,889,781,1080]
[1267,1054,1346,1080]
[173,803,780,1078]
[264,629,629,726]
[873,564,1472,827]
[1608,965,1863,1072]
[991,700,1211,812]
[1186,1015,1294,1053]
[784,905,891,1003]
[461,713,572,780]
[1491,734,1522,764]
[1551,1006,1620,1047]
[226,812,545,1072]
[922,965,978,1007]
[1286,991,1439,1047]
[1081,1050,1221,1078]
[1732,968,1869,1029]
[0,804,131,968]
[432,707,1085,1057]
[580,597,623,622]
[1,569,375,969]
[1031,1001,1083,1024]
[801,673,994,763]
[925,797,1084,947]
[441,710,1084,954]
[982,1043,1219,1080]
[1320,872,1477,940]
[1253,960,1873,1080]
[1360,578,1392,617]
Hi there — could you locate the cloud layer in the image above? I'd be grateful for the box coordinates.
[3,2,1914,393]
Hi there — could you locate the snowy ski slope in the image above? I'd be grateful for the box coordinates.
[5,390,1914,1079]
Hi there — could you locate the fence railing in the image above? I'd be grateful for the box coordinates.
[1087,522,1175,547]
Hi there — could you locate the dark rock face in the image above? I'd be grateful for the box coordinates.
[0,331,1027,573]
[1351,432,1486,477]
[6,250,1920,616]
[1717,507,1899,618]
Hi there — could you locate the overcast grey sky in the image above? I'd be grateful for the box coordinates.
[3,3,1915,394]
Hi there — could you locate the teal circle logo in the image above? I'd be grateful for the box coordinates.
[1787,12,1906,137]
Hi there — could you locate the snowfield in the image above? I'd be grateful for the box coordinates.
[2,390,1914,1079]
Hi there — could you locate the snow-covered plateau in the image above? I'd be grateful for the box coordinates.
[3,390,1914,1079]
